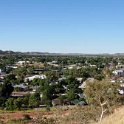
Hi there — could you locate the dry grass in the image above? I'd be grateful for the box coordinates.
[1,106,124,124]
[96,107,124,124]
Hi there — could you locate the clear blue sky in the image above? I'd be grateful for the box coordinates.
[0,0,124,53]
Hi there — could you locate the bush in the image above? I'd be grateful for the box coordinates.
[29,93,41,108]
[59,106,101,124]
[5,98,16,111]
[8,119,30,124]
[23,114,32,120]
[14,98,23,110]
[35,117,56,124]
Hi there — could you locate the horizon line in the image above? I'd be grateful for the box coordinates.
[1,49,124,55]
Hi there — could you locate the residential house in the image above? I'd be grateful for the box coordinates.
[11,92,29,98]
[13,83,28,91]
[25,75,47,82]
[116,64,124,69]
[76,78,83,83]
[79,78,95,89]
[113,69,124,77]
[16,61,30,66]
[67,64,77,70]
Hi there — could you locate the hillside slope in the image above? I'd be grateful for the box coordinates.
[96,107,124,124]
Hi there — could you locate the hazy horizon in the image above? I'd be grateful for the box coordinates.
[0,0,124,53]
[1,49,124,55]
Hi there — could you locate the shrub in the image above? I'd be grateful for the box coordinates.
[35,117,56,124]
[23,114,32,120]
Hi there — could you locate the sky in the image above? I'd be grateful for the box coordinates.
[0,0,124,53]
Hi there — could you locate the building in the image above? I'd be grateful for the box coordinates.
[113,69,124,77]
[33,69,46,74]
[25,75,47,82]
[13,84,28,91]
[11,92,29,98]
[16,61,30,66]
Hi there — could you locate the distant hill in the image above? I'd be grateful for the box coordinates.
[0,50,15,55]
[1,50,124,56]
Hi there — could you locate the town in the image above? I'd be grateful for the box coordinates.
[1,0,124,123]
[0,52,124,111]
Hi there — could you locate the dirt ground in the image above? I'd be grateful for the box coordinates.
[0,108,71,124]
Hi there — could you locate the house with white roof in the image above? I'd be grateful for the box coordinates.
[25,75,47,82]
[16,61,30,66]
[113,69,124,77]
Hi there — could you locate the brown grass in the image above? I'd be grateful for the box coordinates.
[0,106,124,124]
[95,106,124,124]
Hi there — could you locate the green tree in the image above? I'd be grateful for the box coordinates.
[4,74,17,84]
[64,77,83,103]
[5,98,16,111]
[84,79,121,121]
[23,95,30,107]
[1,83,14,98]
[0,97,6,108]
[84,80,120,107]
[40,79,53,106]
[14,98,23,110]
[13,67,27,83]
[29,93,41,108]
[67,89,78,101]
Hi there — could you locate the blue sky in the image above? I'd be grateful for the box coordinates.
[0,0,124,53]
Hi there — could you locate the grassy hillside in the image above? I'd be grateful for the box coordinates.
[96,107,124,124]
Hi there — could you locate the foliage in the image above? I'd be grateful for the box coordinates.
[84,80,120,107]
[29,93,41,108]
[0,97,6,108]
[13,67,27,83]
[14,98,23,110]
[5,98,24,111]
[59,106,101,124]
[22,95,30,107]
[5,98,16,111]
[67,89,78,101]
[4,74,17,84]
[35,116,56,124]
[66,76,83,101]
[0,82,14,98]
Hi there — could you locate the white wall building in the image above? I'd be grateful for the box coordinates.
[16,61,30,66]
[113,69,124,77]
[25,75,47,82]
